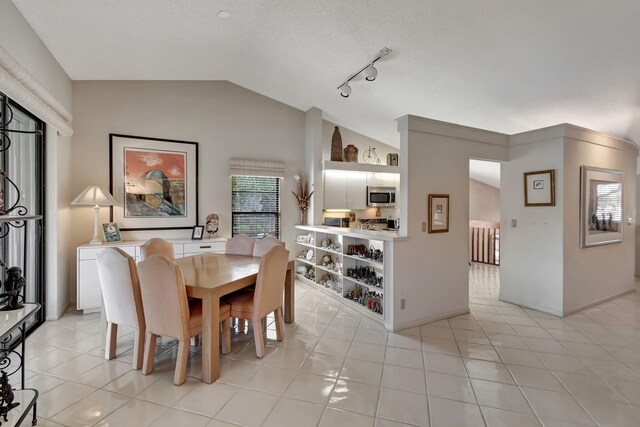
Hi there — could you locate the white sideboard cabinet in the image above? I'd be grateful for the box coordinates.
[76,238,226,312]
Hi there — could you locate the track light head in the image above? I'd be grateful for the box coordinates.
[340,83,352,98]
[364,65,378,81]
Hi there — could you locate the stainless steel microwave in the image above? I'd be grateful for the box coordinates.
[367,186,396,207]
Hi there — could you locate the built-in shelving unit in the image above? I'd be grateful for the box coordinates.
[294,225,387,323]
[323,160,400,174]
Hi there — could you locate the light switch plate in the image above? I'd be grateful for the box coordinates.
[511,219,517,228]
[422,222,426,232]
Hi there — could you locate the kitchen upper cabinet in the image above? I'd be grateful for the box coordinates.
[366,172,396,188]
[324,171,367,210]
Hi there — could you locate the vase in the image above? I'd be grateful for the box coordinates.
[343,144,358,163]
[331,126,343,161]
[299,209,307,225]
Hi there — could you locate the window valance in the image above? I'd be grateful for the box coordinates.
[0,45,73,136]
[229,158,285,178]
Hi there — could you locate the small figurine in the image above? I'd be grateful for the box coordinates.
[205,213,219,237]
[0,267,25,311]
[0,370,19,425]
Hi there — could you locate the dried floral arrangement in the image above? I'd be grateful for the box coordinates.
[292,173,313,211]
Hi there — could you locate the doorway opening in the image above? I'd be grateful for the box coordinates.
[469,159,501,299]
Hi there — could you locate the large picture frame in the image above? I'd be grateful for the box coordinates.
[524,169,555,206]
[580,166,623,248]
[110,134,199,231]
[428,194,450,233]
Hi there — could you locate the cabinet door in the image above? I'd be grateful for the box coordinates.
[77,260,102,310]
[324,172,347,209]
[346,173,367,210]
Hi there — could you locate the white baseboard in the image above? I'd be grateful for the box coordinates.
[499,294,563,317]
[392,307,470,332]
[563,288,635,316]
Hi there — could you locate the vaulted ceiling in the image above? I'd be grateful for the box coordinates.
[13,0,640,147]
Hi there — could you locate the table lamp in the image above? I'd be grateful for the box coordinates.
[71,185,118,245]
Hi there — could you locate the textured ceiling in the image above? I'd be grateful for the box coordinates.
[470,159,501,189]
[13,0,640,147]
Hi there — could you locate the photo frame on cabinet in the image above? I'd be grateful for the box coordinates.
[428,194,449,233]
[524,169,555,206]
[110,134,199,231]
[191,225,204,240]
[580,166,624,248]
[101,222,122,243]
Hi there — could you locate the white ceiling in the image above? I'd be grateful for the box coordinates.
[13,0,640,147]
[469,159,501,189]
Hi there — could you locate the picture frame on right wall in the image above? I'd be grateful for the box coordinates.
[580,166,624,248]
[524,169,555,206]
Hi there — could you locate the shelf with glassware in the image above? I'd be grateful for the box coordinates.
[294,226,389,322]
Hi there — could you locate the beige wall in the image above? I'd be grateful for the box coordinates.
[0,0,73,319]
[323,120,398,165]
[70,81,306,303]
[469,178,500,221]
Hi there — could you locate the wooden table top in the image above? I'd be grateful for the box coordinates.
[174,253,262,290]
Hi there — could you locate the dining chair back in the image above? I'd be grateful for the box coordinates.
[225,234,255,256]
[96,247,145,368]
[254,245,290,319]
[140,238,175,260]
[252,235,285,257]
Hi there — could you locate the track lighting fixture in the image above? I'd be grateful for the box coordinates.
[340,83,352,98]
[336,47,391,98]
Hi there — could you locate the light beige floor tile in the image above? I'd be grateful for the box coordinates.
[513,326,554,340]
[243,365,298,394]
[313,337,352,357]
[522,337,571,355]
[495,347,545,368]
[464,359,515,384]
[51,389,129,426]
[472,378,533,414]
[481,406,542,427]
[355,328,388,346]
[420,325,455,340]
[507,365,566,392]
[553,371,625,402]
[280,333,320,352]
[574,394,640,427]
[173,382,239,417]
[429,396,484,426]
[340,358,384,385]
[562,342,615,361]
[264,347,309,370]
[449,318,483,332]
[329,379,380,416]
[149,408,211,427]
[27,347,81,372]
[348,342,387,363]
[136,373,200,406]
[376,387,429,427]
[503,315,540,327]
[94,398,166,427]
[283,372,337,404]
[374,418,415,427]
[546,329,592,343]
[263,397,325,427]
[38,381,97,419]
[422,338,460,356]
[578,357,640,381]
[25,373,65,395]
[384,347,423,369]
[217,358,261,386]
[458,342,502,362]
[424,353,467,377]
[386,333,421,351]
[71,359,132,388]
[103,369,164,397]
[215,388,279,427]
[535,353,594,375]
[382,364,426,395]
[321,407,375,427]
[605,378,640,404]
[488,333,529,349]
[426,371,475,403]
[538,417,594,426]
[481,322,517,335]
[521,387,596,425]
[323,324,358,341]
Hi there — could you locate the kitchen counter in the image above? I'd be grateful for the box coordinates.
[295,225,408,241]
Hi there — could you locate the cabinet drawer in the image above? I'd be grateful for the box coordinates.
[183,241,225,254]
[78,246,136,260]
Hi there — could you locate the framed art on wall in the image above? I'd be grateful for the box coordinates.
[110,134,199,230]
[524,169,555,206]
[428,194,449,233]
[580,166,623,248]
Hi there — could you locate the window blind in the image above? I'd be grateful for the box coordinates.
[594,182,622,222]
[232,176,280,238]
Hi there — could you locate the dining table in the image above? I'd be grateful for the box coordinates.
[174,253,295,383]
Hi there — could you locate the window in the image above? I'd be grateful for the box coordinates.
[232,176,280,238]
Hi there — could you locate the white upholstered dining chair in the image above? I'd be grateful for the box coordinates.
[225,234,255,256]
[137,254,232,385]
[224,245,289,358]
[96,248,146,369]
[140,238,175,260]
[252,235,285,257]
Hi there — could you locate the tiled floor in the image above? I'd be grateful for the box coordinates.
[20,263,640,426]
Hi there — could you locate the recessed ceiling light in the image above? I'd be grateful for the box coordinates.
[217,10,231,19]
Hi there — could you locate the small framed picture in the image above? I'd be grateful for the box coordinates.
[191,225,204,240]
[428,194,450,233]
[102,222,122,243]
[524,169,555,206]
